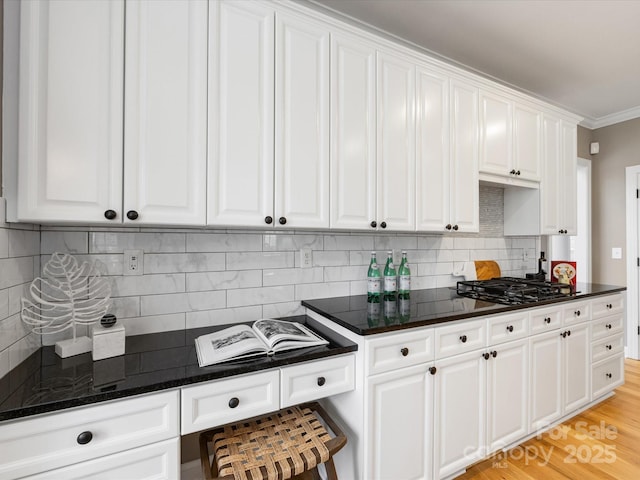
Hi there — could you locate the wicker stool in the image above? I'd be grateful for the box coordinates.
[199,402,347,480]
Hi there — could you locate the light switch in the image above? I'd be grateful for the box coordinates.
[611,247,622,259]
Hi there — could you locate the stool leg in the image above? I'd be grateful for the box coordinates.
[323,459,339,480]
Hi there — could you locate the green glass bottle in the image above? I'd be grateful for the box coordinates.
[367,252,381,302]
[383,251,397,299]
[398,251,411,297]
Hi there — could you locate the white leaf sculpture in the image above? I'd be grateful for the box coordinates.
[21,253,112,339]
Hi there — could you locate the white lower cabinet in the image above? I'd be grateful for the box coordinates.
[366,364,433,480]
[433,349,485,479]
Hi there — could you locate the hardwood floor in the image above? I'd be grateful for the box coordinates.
[456,359,640,480]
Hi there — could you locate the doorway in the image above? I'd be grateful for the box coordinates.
[625,166,640,359]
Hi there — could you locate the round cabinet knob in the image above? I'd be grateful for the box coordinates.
[104,209,117,220]
[459,335,467,343]
[126,210,139,220]
[445,224,452,231]
[606,373,613,379]
[606,324,612,329]
[317,376,326,386]
[491,350,497,358]
[559,229,564,234]
[265,216,273,224]
[544,317,551,324]
[77,431,93,445]
[380,222,387,229]
[606,345,612,350]
[566,330,571,336]
[370,221,377,228]
[279,217,287,225]
[453,225,459,231]
[429,366,437,375]
[483,352,490,360]
[400,347,409,357]
[607,303,612,309]
[506,325,514,333]
[516,170,521,176]
[228,397,240,409]
[510,169,516,175]
[561,331,567,338]
[575,310,581,317]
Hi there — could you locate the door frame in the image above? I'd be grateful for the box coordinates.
[625,165,640,360]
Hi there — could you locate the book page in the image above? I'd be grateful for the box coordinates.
[253,319,328,350]
[195,325,268,367]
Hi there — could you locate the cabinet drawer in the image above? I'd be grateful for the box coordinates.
[591,333,624,363]
[591,294,624,318]
[25,438,180,480]
[530,306,561,334]
[591,314,624,341]
[366,327,434,375]
[592,354,624,400]
[281,354,355,407]
[0,390,179,480]
[487,311,529,345]
[562,300,591,325]
[435,319,486,359]
[181,369,279,435]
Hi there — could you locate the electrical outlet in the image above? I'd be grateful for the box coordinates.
[300,248,312,268]
[124,249,143,276]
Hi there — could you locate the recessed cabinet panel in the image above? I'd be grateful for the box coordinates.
[560,122,578,235]
[479,92,512,177]
[377,51,416,231]
[513,104,542,181]
[17,0,124,223]
[125,0,207,225]
[562,323,590,413]
[540,115,561,233]
[330,33,377,230]
[275,13,330,228]
[208,1,275,226]
[529,330,562,432]
[416,67,449,232]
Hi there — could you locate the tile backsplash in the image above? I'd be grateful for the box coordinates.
[0,186,539,376]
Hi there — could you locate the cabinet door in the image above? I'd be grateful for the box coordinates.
[433,350,485,480]
[17,0,124,223]
[560,121,578,235]
[208,1,274,227]
[540,115,561,234]
[563,322,590,412]
[275,13,330,228]
[529,330,562,432]
[124,0,207,225]
[479,91,512,177]
[366,365,432,480]
[486,339,529,453]
[449,80,479,233]
[330,33,377,230]
[416,66,450,232]
[377,50,416,231]
[513,103,542,181]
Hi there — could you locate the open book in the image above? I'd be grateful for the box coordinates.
[194,319,329,367]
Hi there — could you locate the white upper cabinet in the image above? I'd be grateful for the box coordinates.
[541,115,577,235]
[376,50,416,231]
[275,12,330,229]
[16,0,124,223]
[208,1,274,227]
[125,0,207,225]
[449,80,480,233]
[330,33,377,230]
[479,90,541,185]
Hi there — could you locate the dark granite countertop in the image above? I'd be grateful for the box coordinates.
[302,283,626,336]
[0,316,357,423]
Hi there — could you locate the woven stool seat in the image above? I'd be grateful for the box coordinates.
[200,402,347,480]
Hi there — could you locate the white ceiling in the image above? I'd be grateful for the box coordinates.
[308,0,640,129]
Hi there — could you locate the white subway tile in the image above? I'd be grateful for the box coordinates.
[435,275,457,288]
[418,236,447,250]
[452,250,470,262]
[294,282,350,300]
[8,229,39,257]
[41,231,87,254]
[0,313,29,351]
[90,232,185,253]
[263,234,323,251]
[120,313,186,336]
[186,306,263,329]
[262,301,306,319]
[0,257,34,290]
[187,270,262,292]
[374,235,418,251]
[141,290,226,316]
[349,280,367,295]
[8,332,40,370]
[8,283,29,317]
[226,252,294,270]
[411,276,437,290]
[109,274,185,297]
[313,251,350,266]
[144,253,225,274]
[187,233,262,252]
[324,265,366,282]
[0,289,8,321]
[227,286,294,308]
[263,267,323,286]
[109,296,141,319]
[323,235,374,251]
[436,249,454,262]
[0,348,8,380]
[0,229,9,259]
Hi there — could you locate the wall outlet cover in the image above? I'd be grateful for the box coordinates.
[124,249,144,275]
[612,247,622,260]
[300,248,312,268]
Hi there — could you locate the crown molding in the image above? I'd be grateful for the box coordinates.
[585,106,640,130]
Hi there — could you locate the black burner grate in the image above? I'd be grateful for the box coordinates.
[456,277,575,305]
